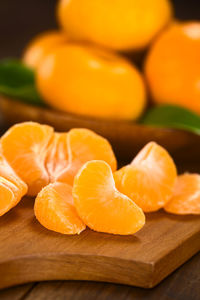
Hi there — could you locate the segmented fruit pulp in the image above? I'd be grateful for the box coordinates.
[73,160,145,235]
[114,142,177,212]
[165,173,200,215]
[35,182,86,234]
[1,121,199,235]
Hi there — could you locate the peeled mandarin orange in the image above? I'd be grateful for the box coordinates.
[1,122,54,196]
[0,153,27,200]
[0,177,21,216]
[57,128,117,185]
[23,30,69,69]
[0,152,27,216]
[36,44,146,120]
[58,0,172,51]
[164,173,200,215]
[73,160,145,235]
[45,132,69,182]
[114,142,177,212]
[34,182,86,234]
[145,22,200,114]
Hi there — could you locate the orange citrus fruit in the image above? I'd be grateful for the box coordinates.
[23,30,69,69]
[164,173,200,215]
[114,142,177,212]
[57,128,117,184]
[0,153,27,216]
[45,132,69,183]
[0,153,27,198]
[0,122,54,196]
[0,123,116,196]
[0,177,22,217]
[58,0,172,51]
[73,160,145,235]
[36,44,146,120]
[34,182,86,234]
[145,22,200,115]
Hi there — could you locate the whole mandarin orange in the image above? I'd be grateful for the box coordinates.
[36,44,146,120]
[23,30,69,69]
[145,22,200,115]
[57,0,172,51]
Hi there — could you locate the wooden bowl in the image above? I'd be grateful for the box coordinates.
[0,96,200,163]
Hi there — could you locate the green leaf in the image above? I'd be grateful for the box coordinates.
[141,105,200,135]
[0,59,44,106]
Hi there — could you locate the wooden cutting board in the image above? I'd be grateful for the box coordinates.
[0,198,199,289]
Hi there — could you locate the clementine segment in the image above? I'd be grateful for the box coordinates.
[0,153,27,216]
[23,30,69,69]
[0,153,27,200]
[164,173,200,215]
[0,176,26,216]
[45,132,69,182]
[0,177,18,216]
[73,160,145,235]
[34,182,86,234]
[114,142,177,212]
[57,128,117,185]
[0,122,54,196]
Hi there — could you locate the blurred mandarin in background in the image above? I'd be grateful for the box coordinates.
[23,30,69,69]
[145,22,200,115]
[57,0,173,51]
[36,44,146,120]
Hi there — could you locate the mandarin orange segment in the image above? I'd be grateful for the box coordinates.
[164,173,200,215]
[0,153,27,200]
[0,176,26,216]
[73,160,145,235]
[114,142,177,212]
[0,122,54,196]
[45,132,69,182]
[34,182,86,234]
[57,128,117,185]
[0,177,17,216]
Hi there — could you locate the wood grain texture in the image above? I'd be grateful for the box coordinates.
[1,96,200,163]
[1,252,200,300]
[0,196,199,290]
[0,284,35,300]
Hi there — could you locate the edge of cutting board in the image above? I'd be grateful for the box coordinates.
[0,199,199,289]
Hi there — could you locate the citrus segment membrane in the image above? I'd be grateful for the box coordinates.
[35,182,86,234]
[114,142,177,212]
[73,160,145,235]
